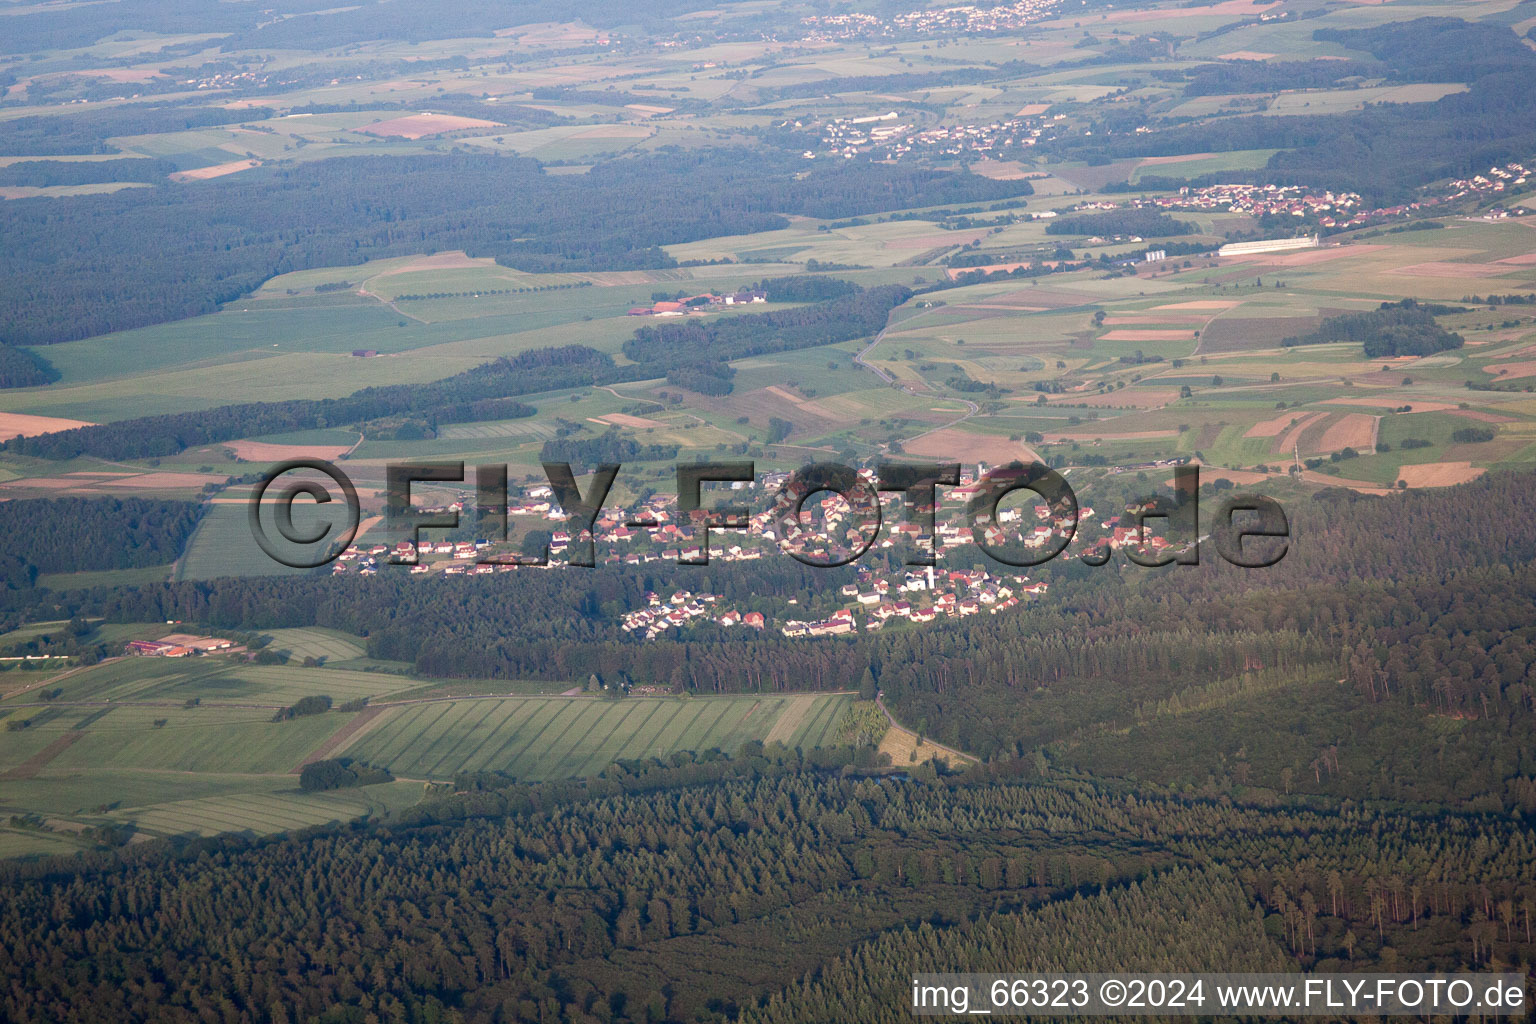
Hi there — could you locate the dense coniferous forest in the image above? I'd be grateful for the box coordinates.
[0,150,1023,346]
[0,748,1532,1023]
[1180,59,1372,97]
[0,497,202,574]
[0,158,177,186]
[0,104,276,156]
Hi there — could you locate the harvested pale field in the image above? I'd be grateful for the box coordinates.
[1484,360,1536,379]
[765,385,805,404]
[0,477,87,491]
[1047,429,1177,441]
[969,159,1032,180]
[887,230,988,251]
[359,114,505,139]
[1137,152,1217,166]
[1393,261,1511,278]
[623,104,673,116]
[952,302,1050,312]
[1100,329,1198,342]
[904,428,1039,464]
[878,725,967,769]
[1153,300,1242,311]
[1300,470,1394,493]
[169,159,260,182]
[1318,396,1461,412]
[370,251,496,277]
[0,412,94,438]
[1102,314,1206,324]
[1015,103,1051,116]
[1271,411,1327,454]
[1316,413,1377,452]
[568,124,652,140]
[1397,462,1486,487]
[99,472,226,489]
[985,288,1094,309]
[1041,389,1178,408]
[1495,252,1536,265]
[764,695,816,746]
[595,412,665,429]
[1245,410,1308,438]
[1218,50,1277,60]
[1227,245,1385,267]
[224,440,355,461]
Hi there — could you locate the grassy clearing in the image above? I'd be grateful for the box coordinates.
[261,628,367,663]
[174,503,322,582]
[38,564,175,591]
[116,781,424,839]
[347,693,854,781]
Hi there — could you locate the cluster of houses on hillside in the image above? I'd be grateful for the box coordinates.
[321,463,1200,639]
[125,634,235,657]
[1128,184,1368,227]
[626,290,766,317]
[617,565,1051,642]
[798,0,1061,40]
[799,111,1065,161]
[1447,162,1529,202]
[780,565,1049,638]
[1111,161,1534,232]
[621,591,767,639]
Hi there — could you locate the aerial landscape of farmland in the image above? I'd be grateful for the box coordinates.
[2,0,1536,1017]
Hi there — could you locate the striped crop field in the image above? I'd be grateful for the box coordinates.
[437,419,557,440]
[347,693,854,781]
[115,782,425,839]
[45,705,340,775]
[41,657,411,706]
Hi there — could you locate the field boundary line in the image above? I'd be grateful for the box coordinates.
[591,700,666,767]
[473,699,560,774]
[2,731,84,780]
[290,705,386,774]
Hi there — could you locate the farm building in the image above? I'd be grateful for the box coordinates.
[1218,235,1320,257]
[126,635,234,656]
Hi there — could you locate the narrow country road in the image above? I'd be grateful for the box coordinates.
[853,322,981,450]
